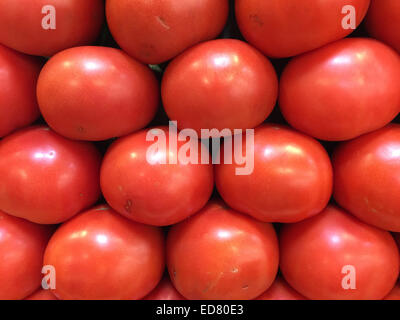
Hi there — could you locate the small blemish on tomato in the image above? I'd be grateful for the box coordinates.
[124,199,133,213]
[249,14,263,26]
[156,16,170,30]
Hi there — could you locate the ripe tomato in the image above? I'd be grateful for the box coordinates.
[333,124,400,231]
[256,276,307,300]
[44,205,165,300]
[143,275,186,300]
[162,39,278,135]
[167,201,279,300]
[101,127,214,226]
[37,46,159,141]
[0,126,101,224]
[215,125,332,223]
[0,210,53,300]
[0,0,104,57]
[0,44,42,138]
[384,281,400,300]
[106,0,229,64]
[235,0,370,58]
[366,0,400,53]
[280,38,400,141]
[280,205,399,300]
[24,289,58,300]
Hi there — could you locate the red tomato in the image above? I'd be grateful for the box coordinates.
[235,0,370,58]
[106,0,229,64]
[44,205,165,300]
[162,39,278,135]
[0,44,42,138]
[167,201,279,300]
[215,125,332,223]
[280,205,399,300]
[256,276,307,300]
[384,281,400,300]
[333,124,400,231]
[0,0,104,57]
[25,289,58,300]
[280,38,400,141]
[0,210,53,300]
[143,275,186,300]
[0,126,101,224]
[366,0,400,53]
[37,46,159,141]
[101,127,214,226]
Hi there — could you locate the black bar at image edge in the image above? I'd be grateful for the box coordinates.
[0,300,392,318]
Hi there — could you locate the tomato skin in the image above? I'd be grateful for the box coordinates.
[333,124,400,231]
[162,39,277,135]
[0,126,101,224]
[0,0,104,57]
[215,125,333,223]
[25,289,58,300]
[280,38,400,141]
[235,0,370,58]
[256,276,307,300]
[280,205,399,300]
[167,201,279,300]
[106,0,229,64]
[143,276,186,300]
[0,44,42,138]
[0,210,53,300]
[37,46,159,141]
[101,127,214,226]
[44,205,165,300]
[384,281,400,300]
[162,39,278,135]
[365,0,400,53]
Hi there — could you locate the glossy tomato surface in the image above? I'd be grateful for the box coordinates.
[162,39,278,135]
[37,46,159,141]
[235,0,370,58]
[106,0,229,64]
[333,124,400,231]
[280,38,400,141]
[215,125,332,223]
[24,289,58,300]
[167,201,279,300]
[101,127,213,226]
[0,0,104,57]
[366,0,400,53]
[143,275,186,300]
[280,206,399,300]
[44,205,165,300]
[0,44,42,138]
[256,276,307,300]
[0,210,53,300]
[0,126,101,224]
